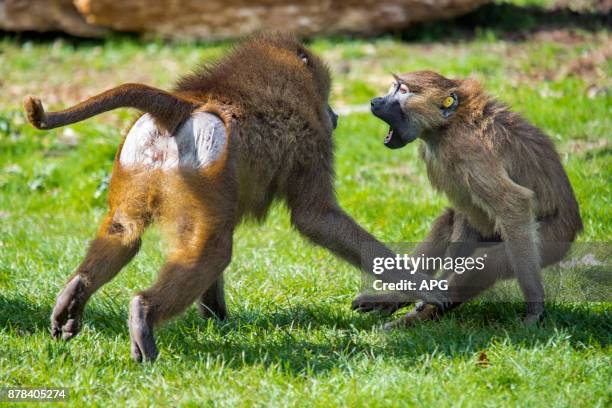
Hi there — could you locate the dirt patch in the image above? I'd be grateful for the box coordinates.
[565,42,612,83]
[505,30,611,91]
[562,138,611,155]
[553,0,612,13]
[531,28,588,45]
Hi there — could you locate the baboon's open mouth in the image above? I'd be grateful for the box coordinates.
[384,127,394,143]
[383,126,408,149]
[370,99,415,149]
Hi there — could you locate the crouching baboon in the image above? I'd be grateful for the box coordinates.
[24,35,440,361]
[353,71,582,327]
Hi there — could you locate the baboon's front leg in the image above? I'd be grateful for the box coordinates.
[51,211,144,340]
[351,208,457,314]
[295,205,449,306]
[288,175,446,304]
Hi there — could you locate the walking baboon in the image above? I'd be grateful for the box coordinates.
[353,70,582,327]
[25,35,439,361]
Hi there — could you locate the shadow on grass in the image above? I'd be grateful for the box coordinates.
[1,293,609,373]
[0,294,128,336]
[163,302,611,371]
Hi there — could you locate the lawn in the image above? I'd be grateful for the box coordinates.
[0,1,610,406]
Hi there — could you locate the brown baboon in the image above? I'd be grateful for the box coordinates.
[353,70,582,327]
[24,35,439,362]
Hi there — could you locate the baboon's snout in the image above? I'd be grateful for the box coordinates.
[370,96,402,125]
[327,105,339,129]
[370,97,385,112]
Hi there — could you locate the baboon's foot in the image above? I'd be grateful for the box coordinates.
[383,302,439,330]
[51,275,87,341]
[197,300,227,320]
[351,292,411,315]
[128,296,158,362]
[524,302,544,325]
[23,96,48,129]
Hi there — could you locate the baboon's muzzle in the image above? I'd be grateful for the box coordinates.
[370,96,415,149]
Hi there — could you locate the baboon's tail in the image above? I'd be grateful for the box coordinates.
[24,83,198,133]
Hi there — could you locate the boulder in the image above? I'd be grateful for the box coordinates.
[0,0,107,37]
[1,0,491,39]
[73,0,490,39]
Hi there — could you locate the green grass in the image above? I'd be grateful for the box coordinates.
[0,2,611,406]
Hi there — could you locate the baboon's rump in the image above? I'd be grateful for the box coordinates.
[119,112,227,170]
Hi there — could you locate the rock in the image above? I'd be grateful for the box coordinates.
[0,0,107,37]
[72,0,489,40]
[1,0,490,40]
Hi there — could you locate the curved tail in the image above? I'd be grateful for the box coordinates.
[24,83,198,133]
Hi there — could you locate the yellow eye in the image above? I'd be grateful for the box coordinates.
[442,96,455,109]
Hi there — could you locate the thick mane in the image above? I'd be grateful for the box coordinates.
[454,78,491,124]
[174,34,328,110]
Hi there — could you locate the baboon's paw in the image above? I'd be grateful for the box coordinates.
[382,303,439,330]
[351,292,410,315]
[23,96,48,129]
[524,303,544,325]
[128,296,158,363]
[50,276,86,341]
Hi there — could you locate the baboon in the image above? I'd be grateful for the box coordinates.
[24,35,439,362]
[353,70,582,327]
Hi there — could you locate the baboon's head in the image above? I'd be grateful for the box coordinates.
[296,44,339,129]
[288,38,338,130]
[251,34,339,130]
[370,71,460,149]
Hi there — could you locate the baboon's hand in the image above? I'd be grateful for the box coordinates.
[23,96,48,129]
[351,292,410,315]
[51,276,86,341]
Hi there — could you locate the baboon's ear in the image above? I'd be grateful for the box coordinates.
[441,92,458,118]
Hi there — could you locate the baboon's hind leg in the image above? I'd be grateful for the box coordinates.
[197,276,227,320]
[384,243,513,329]
[51,208,147,340]
[128,190,235,362]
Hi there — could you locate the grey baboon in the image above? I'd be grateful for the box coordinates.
[353,70,582,327]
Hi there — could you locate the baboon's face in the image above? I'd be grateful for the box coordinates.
[370,71,458,149]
